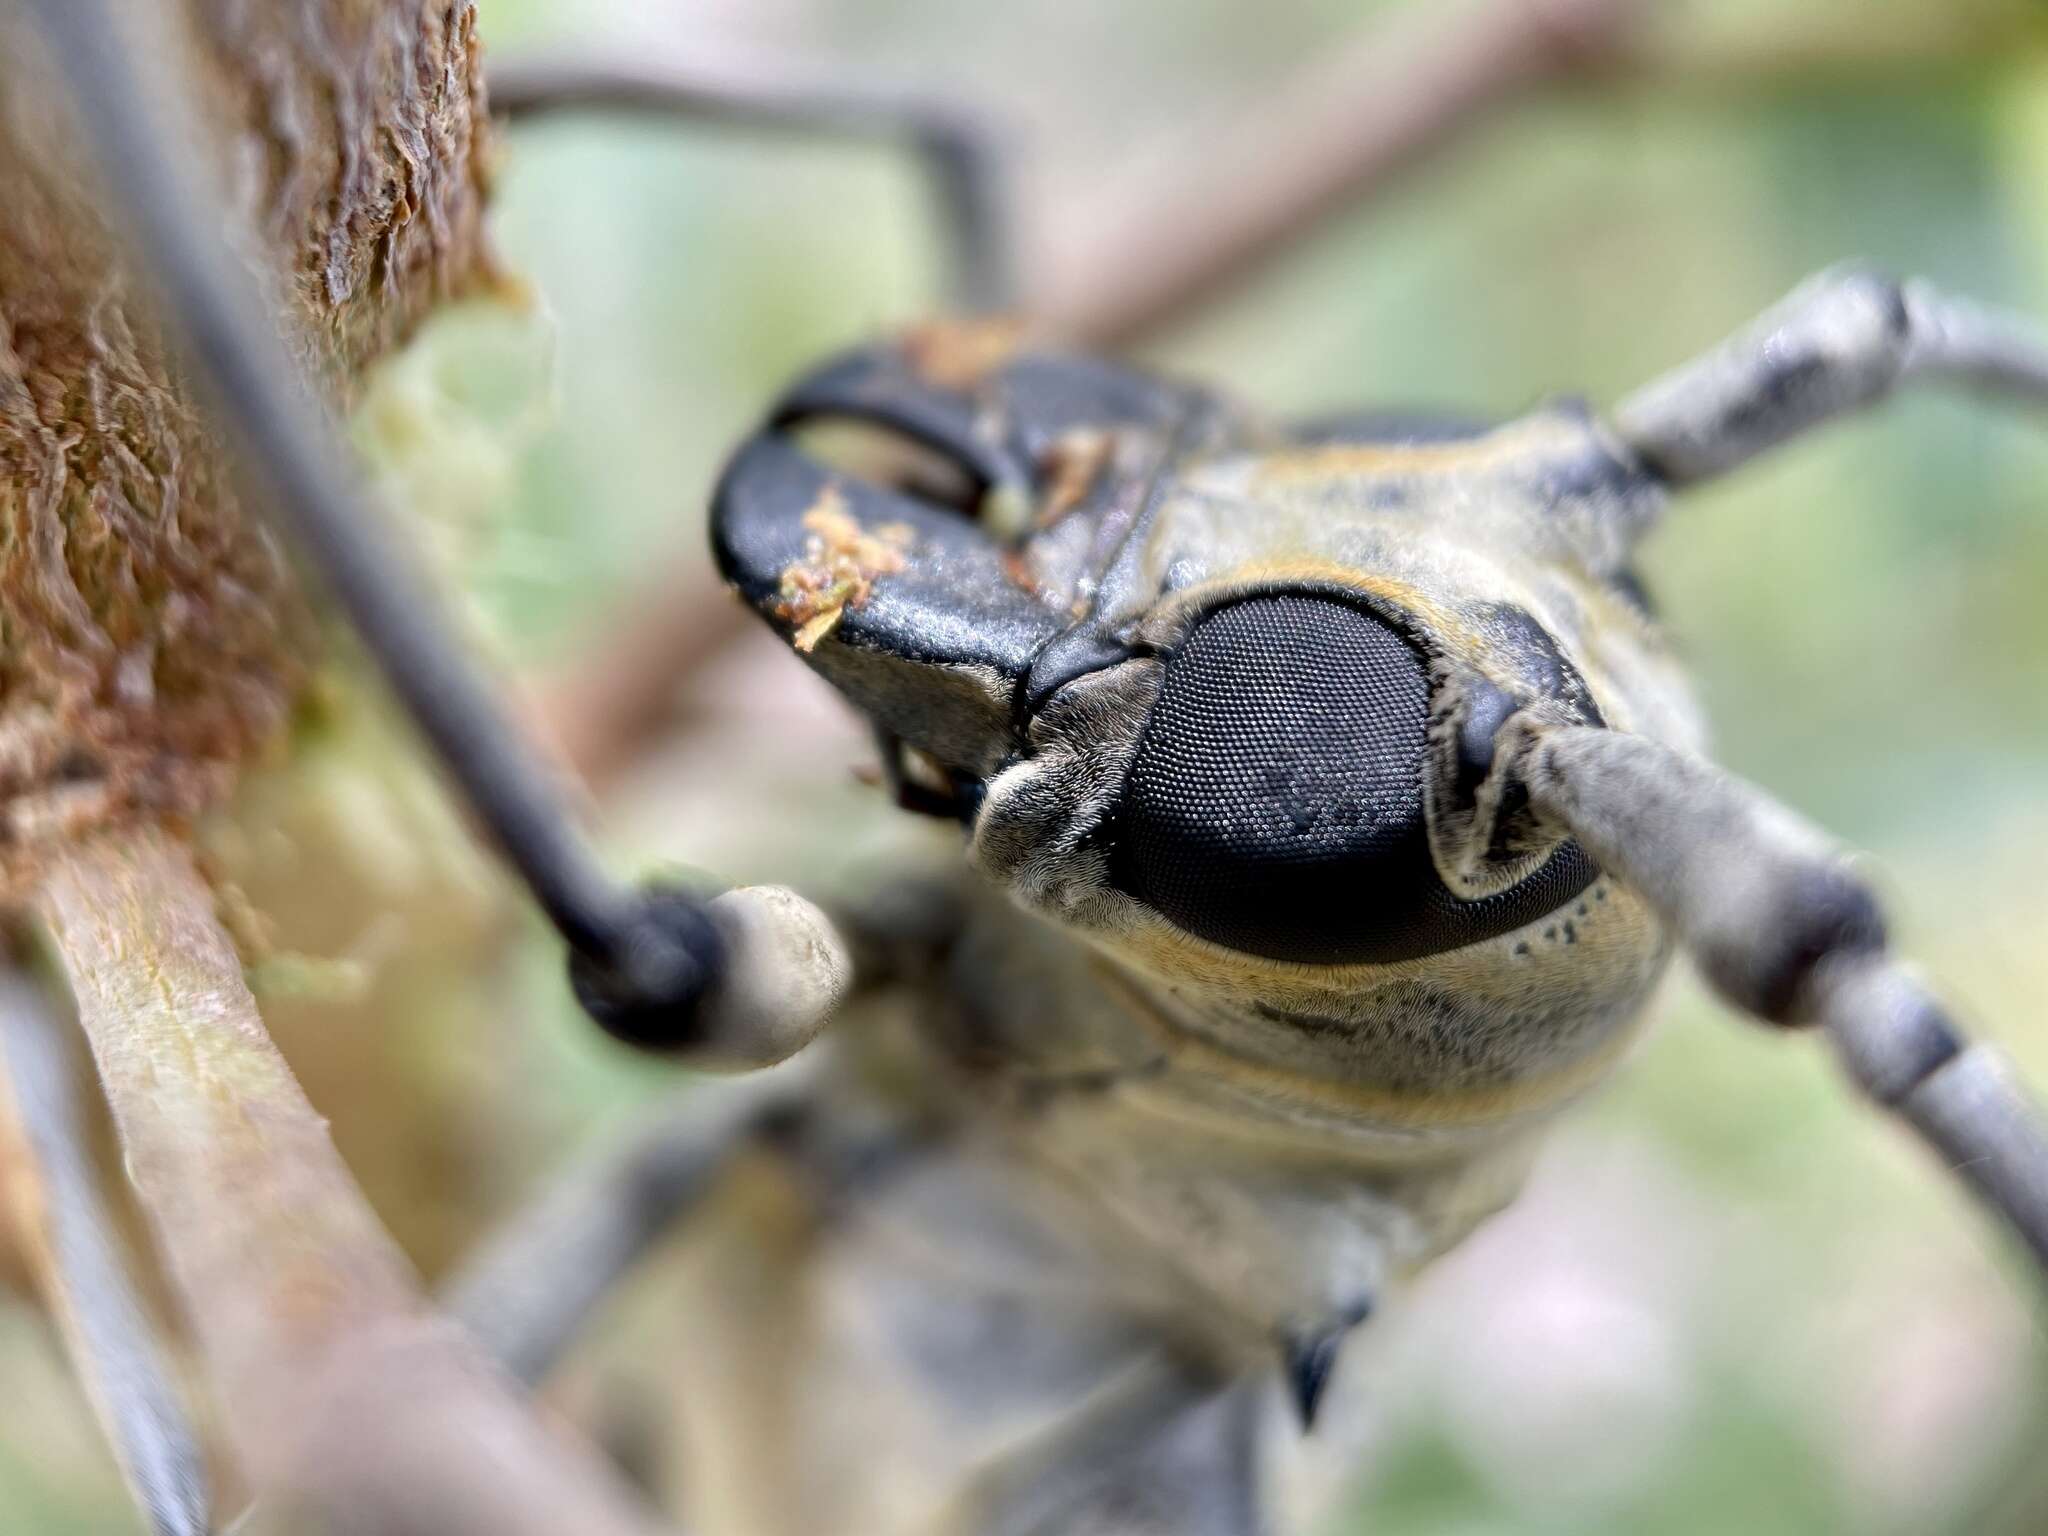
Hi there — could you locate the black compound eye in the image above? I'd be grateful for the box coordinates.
[1107,594,1594,964]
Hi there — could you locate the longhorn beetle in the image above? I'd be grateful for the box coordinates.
[24,1,2048,1532]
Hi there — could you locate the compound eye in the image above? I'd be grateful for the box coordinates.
[1108,594,1592,964]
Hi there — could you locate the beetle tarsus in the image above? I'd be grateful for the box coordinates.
[1281,1305,1369,1433]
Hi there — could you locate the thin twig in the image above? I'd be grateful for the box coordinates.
[34,829,677,1536]
[1025,0,2041,343]
[1598,8,2040,94]
[1034,0,1646,347]
[533,592,749,790]
[0,968,211,1536]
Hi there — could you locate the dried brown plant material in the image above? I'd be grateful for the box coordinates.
[772,487,914,653]
[1035,427,1113,528]
[0,1,497,899]
[900,314,1029,391]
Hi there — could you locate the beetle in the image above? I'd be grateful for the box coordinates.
[20,1,2048,1531]
[550,271,2046,1534]
[462,273,2048,1531]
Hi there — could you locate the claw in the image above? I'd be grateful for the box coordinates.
[1281,1303,1370,1432]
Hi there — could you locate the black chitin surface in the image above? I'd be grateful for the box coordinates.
[1108,595,1598,965]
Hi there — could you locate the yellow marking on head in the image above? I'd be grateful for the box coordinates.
[1248,416,1588,487]
[1141,564,1483,661]
[1093,956,1647,1133]
[898,315,1030,390]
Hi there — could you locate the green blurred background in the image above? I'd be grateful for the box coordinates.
[9,0,2048,1530]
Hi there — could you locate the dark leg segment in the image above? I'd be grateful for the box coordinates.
[489,51,1014,313]
[1614,266,2048,488]
[1513,722,2048,1270]
[946,1363,1269,1536]
[442,1059,819,1386]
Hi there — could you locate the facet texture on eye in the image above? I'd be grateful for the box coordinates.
[1109,594,1593,963]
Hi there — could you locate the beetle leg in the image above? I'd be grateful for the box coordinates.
[443,1056,822,1386]
[0,968,212,1536]
[944,1361,1268,1536]
[488,51,1015,313]
[1613,266,2048,490]
[1503,720,2048,1272]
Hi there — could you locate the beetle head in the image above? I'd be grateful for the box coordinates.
[712,331,1646,982]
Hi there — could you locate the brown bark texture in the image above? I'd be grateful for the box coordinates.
[0,0,496,900]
